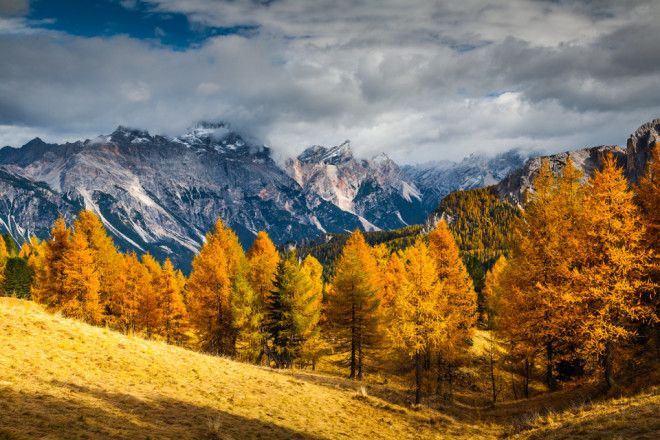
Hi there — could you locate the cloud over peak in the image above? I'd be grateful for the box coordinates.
[0,0,659,162]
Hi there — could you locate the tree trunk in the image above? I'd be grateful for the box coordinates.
[603,340,614,389]
[436,354,443,396]
[415,352,422,405]
[545,342,556,391]
[350,303,356,379]
[357,322,363,380]
[523,358,530,399]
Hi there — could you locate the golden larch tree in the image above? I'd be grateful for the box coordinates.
[188,219,257,356]
[157,258,189,344]
[578,153,656,387]
[0,235,7,288]
[498,160,583,390]
[113,252,150,334]
[60,230,102,324]
[72,210,122,322]
[138,253,163,338]
[31,218,70,307]
[483,255,507,329]
[327,230,382,379]
[427,219,477,382]
[246,230,280,360]
[389,239,447,404]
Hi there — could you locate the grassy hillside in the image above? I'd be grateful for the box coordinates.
[0,298,488,440]
[1,297,658,440]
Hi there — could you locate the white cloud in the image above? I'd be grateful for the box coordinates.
[0,0,659,162]
[120,81,152,103]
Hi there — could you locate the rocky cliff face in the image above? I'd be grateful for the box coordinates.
[402,149,529,211]
[286,142,426,230]
[0,124,360,270]
[495,145,626,204]
[1,118,655,269]
[494,119,658,203]
[626,118,659,184]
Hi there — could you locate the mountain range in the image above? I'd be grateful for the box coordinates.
[0,119,657,270]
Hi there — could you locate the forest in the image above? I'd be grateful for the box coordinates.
[1,149,658,406]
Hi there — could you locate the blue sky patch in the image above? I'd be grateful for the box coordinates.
[28,0,255,49]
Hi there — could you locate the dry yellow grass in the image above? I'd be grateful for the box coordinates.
[1,297,658,440]
[0,298,492,439]
[510,387,660,439]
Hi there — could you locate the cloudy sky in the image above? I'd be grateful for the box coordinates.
[1,0,659,162]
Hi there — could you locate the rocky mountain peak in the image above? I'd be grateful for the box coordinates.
[626,118,659,184]
[110,126,153,144]
[298,140,354,165]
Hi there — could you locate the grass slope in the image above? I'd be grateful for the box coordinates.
[1,297,658,440]
[0,298,487,440]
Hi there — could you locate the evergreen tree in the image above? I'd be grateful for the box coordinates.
[1,233,17,256]
[2,257,33,299]
[327,231,382,379]
[265,253,320,368]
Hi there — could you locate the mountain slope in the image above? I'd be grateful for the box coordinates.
[494,118,659,203]
[402,150,529,212]
[0,124,361,269]
[287,142,425,230]
[0,297,489,440]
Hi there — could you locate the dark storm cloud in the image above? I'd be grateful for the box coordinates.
[0,0,658,162]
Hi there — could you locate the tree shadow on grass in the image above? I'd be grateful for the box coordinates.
[0,382,321,440]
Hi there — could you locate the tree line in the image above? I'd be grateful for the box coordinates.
[1,147,657,405]
[483,151,658,393]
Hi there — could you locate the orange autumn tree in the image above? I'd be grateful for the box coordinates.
[497,160,583,390]
[636,144,660,246]
[427,219,477,389]
[138,253,163,338]
[246,230,280,361]
[157,258,189,344]
[72,210,122,322]
[388,239,447,405]
[327,230,382,379]
[578,153,656,387]
[113,252,151,334]
[482,255,507,329]
[297,254,325,367]
[635,144,660,350]
[60,229,102,324]
[188,219,258,356]
[0,235,7,287]
[31,218,70,306]
[188,224,232,354]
